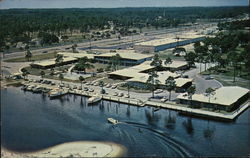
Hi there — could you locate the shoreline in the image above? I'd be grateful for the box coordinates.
[1,141,127,158]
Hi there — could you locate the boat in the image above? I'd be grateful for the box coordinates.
[49,89,67,99]
[107,118,119,124]
[87,95,102,104]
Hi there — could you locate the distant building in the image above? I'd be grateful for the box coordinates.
[94,51,153,66]
[176,86,249,112]
[134,34,205,52]
[30,57,77,69]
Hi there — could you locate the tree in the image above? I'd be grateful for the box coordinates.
[59,73,64,83]
[150,54,162,71]
[146,71,159,98]
[165,76,176,101]
[40,71,45,79]
[184,51,196,67]
[110,54,121,71]
[99,80,105,94]
[205,87,215,103]
[227,51,239,82]
[74,57,94,73]
[55,54,63,67]
[72,44,78,53]
[25,49,32,61]
[79,76,85,89]
[21,68,30,80]
[187,85,196,108]
[164,57,172,69]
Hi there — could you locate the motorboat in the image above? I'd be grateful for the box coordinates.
[49,89,67,99]
[87,95,102,104]
[107,118,119,124]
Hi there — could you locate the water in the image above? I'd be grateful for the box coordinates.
[1,87,250,157]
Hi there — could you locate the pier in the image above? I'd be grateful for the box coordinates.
[21,81,249,121]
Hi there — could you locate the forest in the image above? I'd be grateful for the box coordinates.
[0,7,249,52]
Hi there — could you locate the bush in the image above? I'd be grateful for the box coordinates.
[97,68,104,73]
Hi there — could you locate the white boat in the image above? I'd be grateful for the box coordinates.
[87,96,102,104]
[49,90,66,99]
[107,118,119,124]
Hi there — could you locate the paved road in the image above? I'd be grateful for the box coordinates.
[183,62,222,93]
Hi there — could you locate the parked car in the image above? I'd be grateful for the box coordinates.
[83,87,88,91]
[155,89,163,94]
[89,88,94,92]
[205,76,214,80]
[111,85,117,89]
[113,92,118,96]
[106,84,112,88]
[118,92,124,97]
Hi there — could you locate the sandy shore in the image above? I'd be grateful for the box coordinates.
[1,141,127,158]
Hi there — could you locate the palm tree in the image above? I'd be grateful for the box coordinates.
[99,80,105,94]
[72,44,78,53]
[184,51,196,68]
[127,83,130,98]
[227,51,239,82]
[75,57,94,73]
[22,68,30,80]
[187,85,196,108]
[110,54,121,70]
[205,87,215,103]
[146,71,159,98]
[79,76,85,89]
[55,54,63,67]
[59,73,64,83]
[165,76,176,101]
[40,71,45,79]
[164,57,172,70]
[25,49,32,61]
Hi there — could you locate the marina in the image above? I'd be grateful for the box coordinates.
[1,86,250,157]
[20,81,249,121]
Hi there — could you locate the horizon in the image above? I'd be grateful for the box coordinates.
[0,0,249,9]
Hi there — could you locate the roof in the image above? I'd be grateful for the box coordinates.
[95,52,153,60]
[135,34,204,46]
[31,57,77,67]
[127,72,191,88]
[177,86,249,106]
[57,52,95,59]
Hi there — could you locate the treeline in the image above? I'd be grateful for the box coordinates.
[0,7,249,51]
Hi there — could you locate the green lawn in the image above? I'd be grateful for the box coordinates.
[4,52,57,62]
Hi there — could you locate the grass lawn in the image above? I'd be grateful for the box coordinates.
[4,52,57,62]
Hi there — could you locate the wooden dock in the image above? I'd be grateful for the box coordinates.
[21,81,249,121]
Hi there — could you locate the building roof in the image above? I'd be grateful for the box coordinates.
[126,72,191,88]
[135,34,204,46]
[177,86,249,106]
[31,57,77,67]
[57,52,95,59]
[95,52,153,61]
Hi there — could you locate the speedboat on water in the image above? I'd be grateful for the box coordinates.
[107,118,119,124]
[87,95,102,104]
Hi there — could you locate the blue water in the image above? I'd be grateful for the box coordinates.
[1,87,250,157]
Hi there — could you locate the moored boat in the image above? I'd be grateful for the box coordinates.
[107,118,119,124]
[87,95,102,104]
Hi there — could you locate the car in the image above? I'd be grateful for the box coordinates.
[89,88,94,92]
[118,92,124,97]
[182,75,189,78]
[94,82,99,86]
[85,82,91,85]
[111,85,117,89]
[124,94,130,98]
[205,76,214,80]
[78,86,82,90]
[73,85,77,89]
[155,89,163,94]
[83,87,88,91]
[42,51,48,53]
[106,84,112,88]
[51,82,56,85]
[113,92,118,96]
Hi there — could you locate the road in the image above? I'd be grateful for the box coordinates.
[2,22,216,59]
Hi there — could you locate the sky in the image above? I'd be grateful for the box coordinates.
[0,0,249,9]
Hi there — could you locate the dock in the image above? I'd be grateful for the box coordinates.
[21,81,249,121]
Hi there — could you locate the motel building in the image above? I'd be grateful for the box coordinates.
[108,60,192,92]
[94,51,153,66]
[176,86,249,112]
